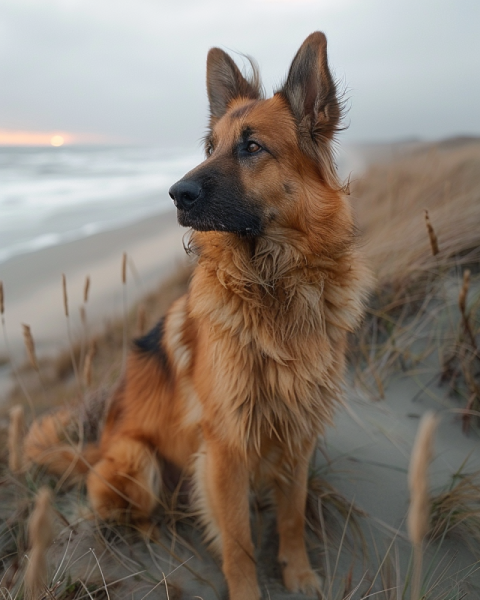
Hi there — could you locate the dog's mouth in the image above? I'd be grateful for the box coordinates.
[176,206,263,236]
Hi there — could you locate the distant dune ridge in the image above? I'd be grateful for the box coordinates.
[353,136,480,285]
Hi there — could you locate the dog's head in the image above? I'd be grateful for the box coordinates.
[169,32,345,248]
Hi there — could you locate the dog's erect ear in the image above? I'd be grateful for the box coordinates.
[281,32,340,142]
[207,48,261,124]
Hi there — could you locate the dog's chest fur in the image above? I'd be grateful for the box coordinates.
[183,233,365,455]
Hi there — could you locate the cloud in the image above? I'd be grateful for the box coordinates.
[1,0,479,145]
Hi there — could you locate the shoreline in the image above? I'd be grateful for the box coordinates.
[0,208,187,397]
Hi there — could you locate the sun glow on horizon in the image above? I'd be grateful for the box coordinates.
[0,129,115,146]
[0,130,73,146]
[50,135,64,147]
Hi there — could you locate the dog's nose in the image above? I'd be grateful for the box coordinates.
[169,180,201,210]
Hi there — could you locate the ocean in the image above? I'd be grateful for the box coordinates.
[0,145,202,266]
[0,143,367,268]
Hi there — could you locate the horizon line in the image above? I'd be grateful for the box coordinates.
[0,129,132,147]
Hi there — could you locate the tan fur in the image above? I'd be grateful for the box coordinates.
[25,32,371,599]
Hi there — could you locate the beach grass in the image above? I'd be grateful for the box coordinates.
[350,141,480,409]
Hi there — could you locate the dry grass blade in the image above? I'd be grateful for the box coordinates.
[25,487,54,600]
[8,405,25,474]
[83,340,97,387]
[407,411,439,600]
[80,276,91,375]
[84,275,90,304]
[80,305,86,327]
[62,273,69,317]
[61,273,82,389]
[122,252,127,285]
[458,268,477,350]
[90,548,111,600]
[424,210,439,256]
[458,269,470,318]
[22,323,39,371]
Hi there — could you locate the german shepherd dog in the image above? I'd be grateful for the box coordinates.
[25,32,370,599]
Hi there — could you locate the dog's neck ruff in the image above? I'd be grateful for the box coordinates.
[188,230,370,456]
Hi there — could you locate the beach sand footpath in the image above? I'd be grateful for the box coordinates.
[0,209,186,396]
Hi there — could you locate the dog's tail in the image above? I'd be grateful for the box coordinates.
[24,407,102,484]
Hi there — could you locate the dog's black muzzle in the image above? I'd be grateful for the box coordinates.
[168,166,264,235]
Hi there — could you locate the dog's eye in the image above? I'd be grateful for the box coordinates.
[206,144,214,157]
[246,141,261,154]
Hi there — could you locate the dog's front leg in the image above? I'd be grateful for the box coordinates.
[203,438,260,600]
[274,442,322,597]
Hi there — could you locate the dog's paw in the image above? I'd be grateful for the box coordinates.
[283,566,323,598]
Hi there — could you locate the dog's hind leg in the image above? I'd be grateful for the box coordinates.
[86,437,161,531]
[274,440,322,597]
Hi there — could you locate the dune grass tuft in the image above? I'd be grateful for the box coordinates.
[430,463,480,553]
[24,487,55,599]
[8,404,25,474]
[22,324,39,373]
[424,210,439,257]
[407,412,439,600]
[351,142,480,408]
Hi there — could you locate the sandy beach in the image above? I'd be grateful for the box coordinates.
[0,208,187,396]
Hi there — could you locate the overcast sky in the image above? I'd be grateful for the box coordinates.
[1,0,479,147]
